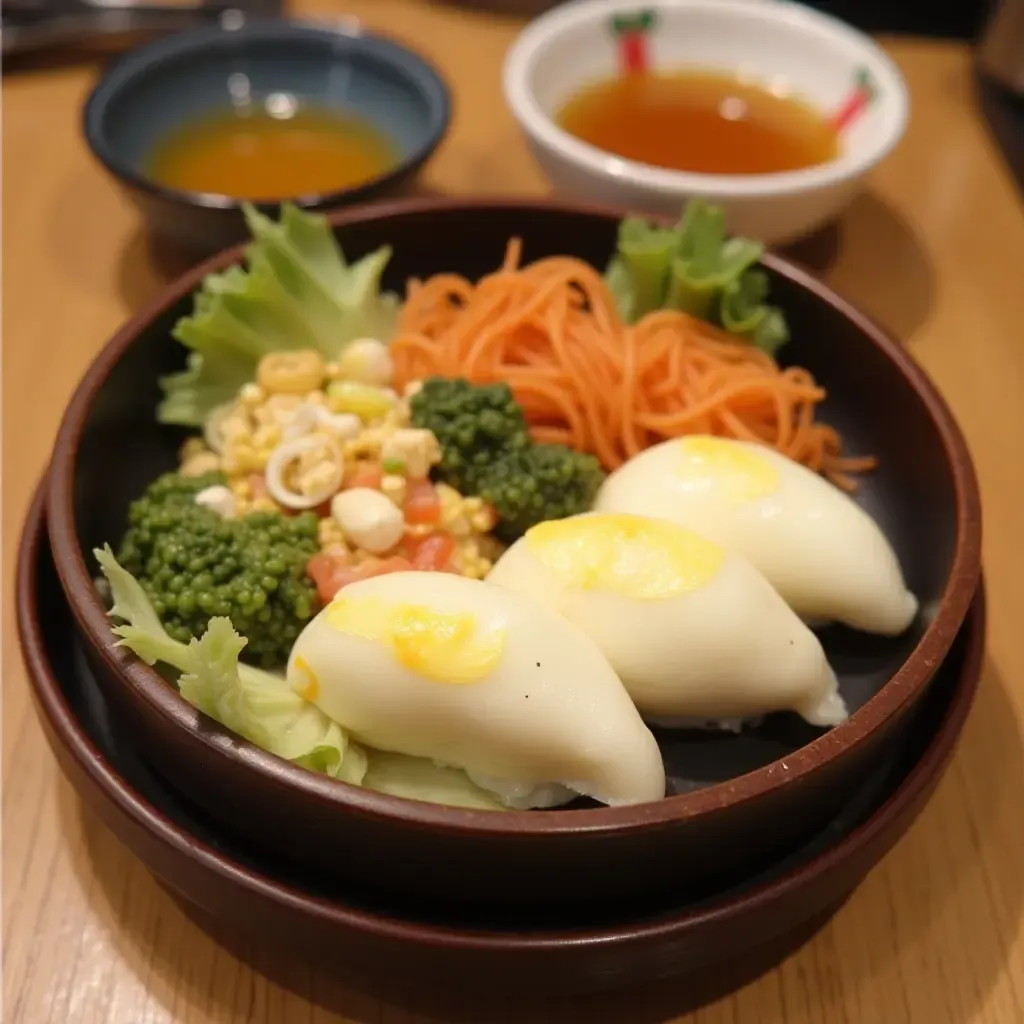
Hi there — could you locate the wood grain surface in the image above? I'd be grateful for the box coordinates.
[4,3,1024,1021]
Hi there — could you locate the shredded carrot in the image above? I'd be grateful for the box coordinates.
[390,240,875,489]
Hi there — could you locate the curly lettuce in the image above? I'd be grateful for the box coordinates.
[604,199,789,355]
[158,203,401,426]
[95,545,363,780]
[94,547,504,809]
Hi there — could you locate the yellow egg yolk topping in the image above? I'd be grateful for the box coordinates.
[676,436,780,503]
[325,596,507,684]
[525,513,725,599]
[292,655,320,701]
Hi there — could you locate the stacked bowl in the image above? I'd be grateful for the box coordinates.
[19,194,982,998]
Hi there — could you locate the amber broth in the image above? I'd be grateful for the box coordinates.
[557,69,839,176]
[147,106,398,200]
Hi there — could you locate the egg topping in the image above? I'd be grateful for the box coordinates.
[676,436,780,503]
[292,655,321,701]
[524,513,725,599]
[325,595,507,684]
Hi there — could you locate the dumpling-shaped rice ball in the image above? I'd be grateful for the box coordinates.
[593,436,918,636]
[287,571,665,810]
[487,512,846,727]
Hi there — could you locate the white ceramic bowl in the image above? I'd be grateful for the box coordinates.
[503,0,910,244]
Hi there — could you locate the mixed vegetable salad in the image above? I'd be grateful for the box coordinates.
[95,200,791,807]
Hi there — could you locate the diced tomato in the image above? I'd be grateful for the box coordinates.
[404,479,441,524]
[408,531,456,571]
[248,473,270,500]
[346,462,383,491]
[307,551,351,603]
[307,550,413,603]
[361,555,414,578]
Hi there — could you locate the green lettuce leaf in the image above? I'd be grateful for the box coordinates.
[606,216,678,321]
[604,199,789,354]
[720,268,790,356]
[158,203,401,427]
[94,545,365,783]
[666,201,764,320]
[361,752,504,811]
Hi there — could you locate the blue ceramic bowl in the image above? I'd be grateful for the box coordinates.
[83,17,451,254]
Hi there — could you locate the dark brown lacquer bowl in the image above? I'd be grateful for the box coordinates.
[45,198,982,912]
[18,483,986,998]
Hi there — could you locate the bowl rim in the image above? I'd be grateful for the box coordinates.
[46,195,982,841]
[20,479,987,947]
[81,17,452,212]
[503,0,910,197]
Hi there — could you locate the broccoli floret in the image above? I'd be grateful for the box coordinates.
[115,470,320,669]
[409,377,607,541]
[409,377,531,492]
[476,444,606,543]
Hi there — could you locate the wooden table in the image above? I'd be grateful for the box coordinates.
[4,2,1024,1020]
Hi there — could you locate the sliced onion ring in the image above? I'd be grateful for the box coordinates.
[264,435,344,510]
[281,402,321,442]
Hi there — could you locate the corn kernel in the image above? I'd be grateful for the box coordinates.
[180,437,208,461]
[380,473,407,507]
[220,414,252,444]
[470,509,497,532]
[251,497,278,513]
[181,452,222,477]
[253,423,281,449]
[298,461,339,497]
[344,428,387,460]
[461,557,492,581]
[448,518,472,538]
[318,518,346,548]
[258,350,326,395]
[230,478,253,499]
[239,383,265,407]
[384,404,411,429]
[255,394,303,428]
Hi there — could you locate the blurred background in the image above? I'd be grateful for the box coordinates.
[462,0,996,39]
[0,0,1003,62]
